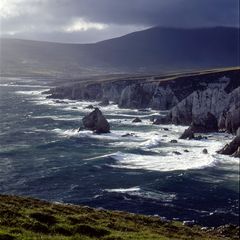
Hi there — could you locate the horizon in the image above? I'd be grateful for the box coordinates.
[1,25,239,45]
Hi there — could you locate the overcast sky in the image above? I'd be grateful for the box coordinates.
[0,0,239,43]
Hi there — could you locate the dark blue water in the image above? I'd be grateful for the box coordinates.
[0,77,239,227]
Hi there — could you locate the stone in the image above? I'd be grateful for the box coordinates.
[202,149,208,154]
[173,151,181,155]
[170,140,178,143]
[184,149,190,152]
[132,117,142,123]
[84,105,94,109]
[217,136,240,157]
[179,127,195,140]
[121,133,135,137]
[194,135,207,140]
[82,108,110,134]
[232,147,240,158]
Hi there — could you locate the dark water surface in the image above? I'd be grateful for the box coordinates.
[0,77,239,227]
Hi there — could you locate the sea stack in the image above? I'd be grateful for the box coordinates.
[82,108,110,134]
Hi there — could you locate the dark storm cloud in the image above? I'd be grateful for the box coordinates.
[0,0,238,43]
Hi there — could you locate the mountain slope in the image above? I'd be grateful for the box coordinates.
[0,27,239,77]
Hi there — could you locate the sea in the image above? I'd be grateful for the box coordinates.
[0,77,239,227]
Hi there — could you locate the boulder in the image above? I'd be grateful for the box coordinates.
[82,108,110,134]
[202,149,208,154]
[170,140,178,143]
[179,127,195,140]
[217,136,240,157]
[232,147,240,158]
[132,117,142,123]
[173,151,181,155]
[84,104,94,109]
[194,135,207,140]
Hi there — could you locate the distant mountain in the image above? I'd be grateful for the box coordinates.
[0,27,239,77]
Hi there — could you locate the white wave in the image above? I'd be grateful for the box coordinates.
[104,187,176,201]
[105,187,140,193]
[110,151,216,172]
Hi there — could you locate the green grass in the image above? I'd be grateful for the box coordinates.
[0,195,238,240]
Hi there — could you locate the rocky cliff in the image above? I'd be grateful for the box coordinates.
[47,68,240,133]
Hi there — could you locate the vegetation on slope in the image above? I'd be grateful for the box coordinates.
[0,195,239,240]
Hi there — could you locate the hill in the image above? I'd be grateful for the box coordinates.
[1,27,239,77]
[0,194,239,240]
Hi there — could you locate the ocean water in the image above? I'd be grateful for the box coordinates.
[0,77,239,227]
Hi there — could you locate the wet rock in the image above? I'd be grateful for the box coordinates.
[202,149,208,154]
[162,128,169,131]
[84,105,94,109]
[72,107,78,109]
[173,151,181,155]
[170,140,178,143]
[121,133,135,137]
[99,98,109,106]
[217,135,240,157]
[132,117,142,123]
[194,135,207,140]
[184,149,190,152]
[179,127,195,140]
[82,108,110,134]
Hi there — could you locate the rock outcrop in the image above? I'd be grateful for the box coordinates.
[179,128,195,139]
[217,136,240,157]
[217,127,240,157]
[47,68,240,136]
[132,117,142,123]
[82,108,110,133]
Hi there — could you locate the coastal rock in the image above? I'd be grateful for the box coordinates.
[170,88,227,126]
[173,151,181,155]
[217,136,240,157]
[179,127,195,140]
[170,140,178,143]
[84,105,94,109]
[202,149,208,154]
[132,117,142,123]
[82,108,110,133]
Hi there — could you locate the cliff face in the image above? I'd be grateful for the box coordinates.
[47,68,240,133]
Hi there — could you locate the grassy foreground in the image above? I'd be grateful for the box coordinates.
[0,195,238,240]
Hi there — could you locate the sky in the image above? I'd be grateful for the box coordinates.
[0,0,239,43]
